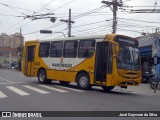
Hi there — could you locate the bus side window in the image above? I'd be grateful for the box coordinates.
[39,42,50,57]
[64,41,78,58]
[78,40,95,58]
[50,41,63,57]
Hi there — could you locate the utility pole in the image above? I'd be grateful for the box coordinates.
[154,28,159,93]
[20,28,22,48]
[18,28,23,71]
[60,9,75,37]
[102,0,123,34]
[68,9,72,37]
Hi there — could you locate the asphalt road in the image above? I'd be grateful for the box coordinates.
[0,69,160,120]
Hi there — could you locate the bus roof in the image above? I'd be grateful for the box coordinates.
[38,34,107,42]
[25,34,134,43]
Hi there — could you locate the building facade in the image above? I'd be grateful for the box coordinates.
[10,33,24,48]
[0,33,24,65]
[0,33,24,48]
[137,32,160,82]
[0,33,10,48]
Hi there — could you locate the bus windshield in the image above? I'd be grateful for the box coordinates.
[115,36,140,70]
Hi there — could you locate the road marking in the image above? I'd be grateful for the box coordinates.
[38,85,68,93]
[55,85,85,92]
[0,77,14,83]
[6,86,29,96]
[0,82,33,85]
[24,85,49,94]
[0,91,8,98]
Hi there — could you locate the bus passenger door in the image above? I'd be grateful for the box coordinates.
[95,42,112,84]
[25,46,35,76]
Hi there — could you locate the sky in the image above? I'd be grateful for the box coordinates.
[0,0,160,41]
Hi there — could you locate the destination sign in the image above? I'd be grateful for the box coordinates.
[115,36,138,47]
[119,38,135,45]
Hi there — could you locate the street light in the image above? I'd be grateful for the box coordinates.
[40,30,66,37]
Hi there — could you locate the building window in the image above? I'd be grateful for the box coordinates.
[64,41,78,58]
[39,42,50,57]
[50,41,63,57]
[78,40,95,58]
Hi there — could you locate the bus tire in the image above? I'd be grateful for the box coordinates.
[38,69,51,84]
[77,73,91,90]
[101,86,115,92]
[59,81,70,85]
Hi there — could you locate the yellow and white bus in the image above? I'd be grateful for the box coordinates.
[22,34,141,91]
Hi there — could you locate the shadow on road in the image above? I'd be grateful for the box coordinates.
[32,81,140,96]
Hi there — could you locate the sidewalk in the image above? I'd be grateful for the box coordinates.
[114,83,160,95]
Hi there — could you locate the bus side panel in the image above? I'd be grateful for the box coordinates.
[31,43,49,77]
[62,71,77,82]
[109,46,119,86]
[106,74,113,86]
[44,53,96,83]
[67,53,96,84]
[47,70,59,80]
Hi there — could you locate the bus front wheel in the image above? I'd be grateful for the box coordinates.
[38,69,51,84]
[101,86,115,92]
[77,73,91,90]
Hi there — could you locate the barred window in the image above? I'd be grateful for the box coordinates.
[50,41,63,57]
[64,41,78,58]
[78,40,95,58]
[39,42,50,57]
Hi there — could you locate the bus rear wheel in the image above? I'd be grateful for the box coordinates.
[38,69,51,84]
[59,81,70,85]
[77,73,91,90]
[101,86,115,92]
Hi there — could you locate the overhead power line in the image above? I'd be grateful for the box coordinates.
[130,0,160,13]
[23,6,108,36]
[2,1,57,34]
[117,28,143,33]
[3,0,77,35]
[72,6,106,20]
[0,3,38,13]
[3,19,24,33]
[131,6,160,7]
[35,0,56,13]
[8,20,33,34]
[23,20,107,36]
[130,9,160,13]
[72,20,107,28]
[118,20,160,28]
[0,3,26,15]
[0,13,23,17]
[118,17,160,23]
[49,0,76,12]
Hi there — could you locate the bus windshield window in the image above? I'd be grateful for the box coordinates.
[117,46,131,70]
[131,47,140,70]
[117,46,140,70]
[115,36,140,70]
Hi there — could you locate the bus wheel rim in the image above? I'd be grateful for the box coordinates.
[40,73,45,82]
[79,76,88,87]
